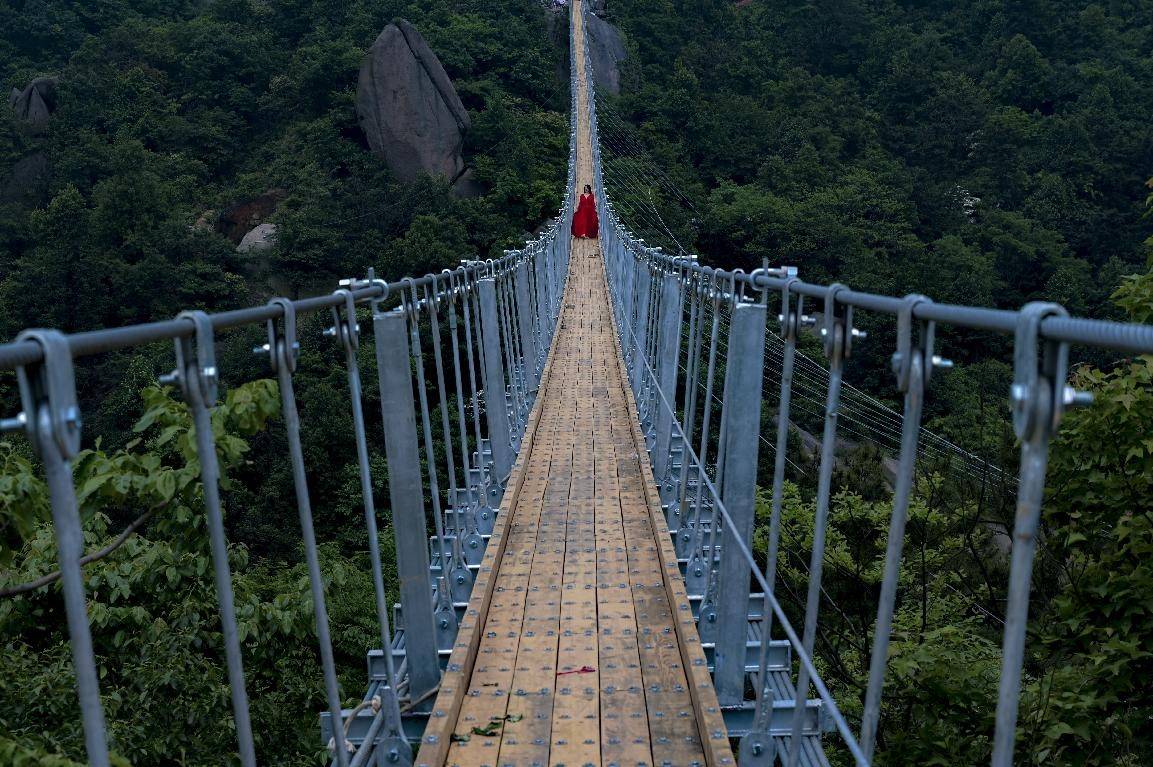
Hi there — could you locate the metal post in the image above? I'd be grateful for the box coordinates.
[515,259,539,391]
[167,311,257,767]
[479,277,514,486]
[14,330,111,767]
[260,299,348,767]
[750,273,803,749]
[630,260,652,396]
[373,309,441,708]
[534,248,551,361]
[652,270,683,503]
[712,302,767,705]
[329,285,409,756]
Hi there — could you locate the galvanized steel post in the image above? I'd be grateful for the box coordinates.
[479,277,514,486]
[712,302,768,705]
[652,270,683,504]
[515,259,539,391]
[373,309,441,708]
[630,259,652,397]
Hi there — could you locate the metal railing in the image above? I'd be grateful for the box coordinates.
[0,181,573,767]
[6,1,1153,765]
[578,2,1153,765]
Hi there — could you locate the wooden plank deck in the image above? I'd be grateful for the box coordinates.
[414,2,734,765]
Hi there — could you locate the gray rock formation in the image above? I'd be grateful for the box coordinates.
[586,13,626,95]
[356,20,471,184]
[238,223,278,253]
[9,76,58,130]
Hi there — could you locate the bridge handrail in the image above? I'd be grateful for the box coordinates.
[0,168,575,767]
[578,1,1153,765]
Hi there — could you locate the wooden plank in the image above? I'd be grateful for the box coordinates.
[598,258,736,767]
[594,387,653,767]
[548,237,603,767]
[496,335,577,765]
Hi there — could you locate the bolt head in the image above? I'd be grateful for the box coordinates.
[1063,385,1094,408]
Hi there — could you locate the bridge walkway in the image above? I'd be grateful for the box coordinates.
[414,3,733,765]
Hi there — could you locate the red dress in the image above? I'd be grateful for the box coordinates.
[571,192,599,238]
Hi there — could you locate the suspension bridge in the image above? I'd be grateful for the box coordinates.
[3,1,1153,765]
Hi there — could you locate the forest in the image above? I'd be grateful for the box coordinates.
[2,0,1152,764]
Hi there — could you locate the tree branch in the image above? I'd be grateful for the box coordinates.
[0,504,162,598]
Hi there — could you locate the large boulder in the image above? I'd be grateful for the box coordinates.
[237,223,278,253]
[356,20,471,184]
[586,13,626,95]
[9,76,58,131]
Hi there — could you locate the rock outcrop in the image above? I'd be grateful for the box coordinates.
[586,13,626,95]
[237,223,278,253]
[9,76,58,131]
[356,20,471,185]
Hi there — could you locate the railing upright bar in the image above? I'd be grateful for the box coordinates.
[427,279,475,602]
[405,285,460,652]
[674,274,706,556]
[860,296,938,758]
[785,285,856,767]
[630,259,653,398]
[515,259,540,392]
[461,275,497,525]
[14,330,112,767]
[328,286,410,756]
[992,302,1084,767]
[261,299,348,767]
[167,312,257,767]
[684,281,724,598]
[755,275,802,713]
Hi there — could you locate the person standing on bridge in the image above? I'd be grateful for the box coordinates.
[571,184,599,239]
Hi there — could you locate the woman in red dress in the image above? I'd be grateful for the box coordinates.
[571,184,599,239]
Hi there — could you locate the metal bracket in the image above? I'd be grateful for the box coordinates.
[13,329,81,459]
[1012,302,1088,441]
[168,310,218,407]
[433,576,459,651]
[262,297,299,374]
[821,283,856,360]
[340,267,389,317]
[376,686,413,766]
[779,276,807,342]
[891,295,948,394]
[329,289,360,353]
